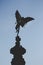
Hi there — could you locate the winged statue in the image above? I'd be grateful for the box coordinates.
[15,10,34,35]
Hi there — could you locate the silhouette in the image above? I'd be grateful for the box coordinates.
[10,35,26,65]
[10,10,34,65]
[15,10,34,34]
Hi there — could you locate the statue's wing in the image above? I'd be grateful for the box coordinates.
[20,17,34,27]
[15,10,21,22]
[24,17,34,22]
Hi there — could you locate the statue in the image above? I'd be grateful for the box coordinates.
[15,10,34,35]
[10,10,34,65]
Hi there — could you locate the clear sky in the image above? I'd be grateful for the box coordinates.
[0,0,43,65]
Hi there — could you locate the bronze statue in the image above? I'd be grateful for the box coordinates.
[10,10,34,65]
[15,10,34,35]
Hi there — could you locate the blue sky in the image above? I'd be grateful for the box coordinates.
[0,0,43,65]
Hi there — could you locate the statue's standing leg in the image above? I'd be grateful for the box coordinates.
[15,24,20,35]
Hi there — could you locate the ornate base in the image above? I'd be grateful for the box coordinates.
[10,35,26,65]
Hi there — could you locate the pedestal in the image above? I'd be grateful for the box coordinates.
[10,35,26,65]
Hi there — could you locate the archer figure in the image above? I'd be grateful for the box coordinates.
[15,10,34,35]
